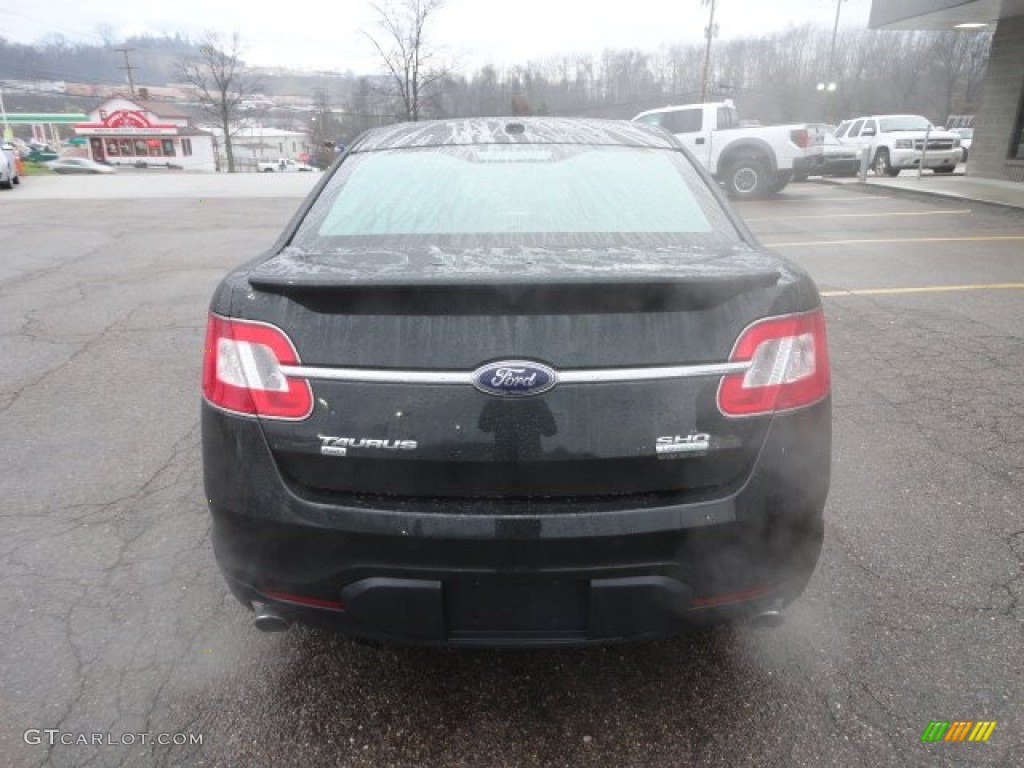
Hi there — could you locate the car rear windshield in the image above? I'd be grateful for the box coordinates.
[290,144,743,251]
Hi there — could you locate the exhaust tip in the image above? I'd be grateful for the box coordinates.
[749,609,785,628]
[251,600,291,633]
[749,599,786,628]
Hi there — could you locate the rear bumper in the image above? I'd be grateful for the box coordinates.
[203,400,830,645]
[792,153,825,173]
[821,157,861,176]
[224,570,814,647]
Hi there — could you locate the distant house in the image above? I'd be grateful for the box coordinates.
[74,97,216,171]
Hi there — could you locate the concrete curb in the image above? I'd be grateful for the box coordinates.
[811,177,1024,213]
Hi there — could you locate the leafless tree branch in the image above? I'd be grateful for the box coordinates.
[364,0,449,121]
[177,31,262,172]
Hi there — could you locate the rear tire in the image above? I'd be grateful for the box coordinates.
[724,158,772,199]
[263,168,274,173]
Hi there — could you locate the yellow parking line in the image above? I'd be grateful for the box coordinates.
[764,235,1024,247]
[822,283,1024,297]
[745,209,971,222]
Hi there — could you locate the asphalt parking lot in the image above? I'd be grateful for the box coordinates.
[2,175,1022,767]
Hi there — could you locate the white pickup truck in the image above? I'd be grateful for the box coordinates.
[258,158,315,173]
[633,101,825,198]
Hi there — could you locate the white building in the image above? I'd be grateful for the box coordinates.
[74,97,216,171]
[209,125,313,172]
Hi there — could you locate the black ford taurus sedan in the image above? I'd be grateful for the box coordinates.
[202,117,831,646]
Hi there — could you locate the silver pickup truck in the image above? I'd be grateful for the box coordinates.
[633,100,825,198]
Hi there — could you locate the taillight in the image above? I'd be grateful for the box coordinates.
[202,314,313,420]
[790,128,810,148]
[717,309,830,417]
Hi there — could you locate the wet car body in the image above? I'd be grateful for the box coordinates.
[202,118,831,647]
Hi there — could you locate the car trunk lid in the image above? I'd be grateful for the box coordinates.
[239,245,806,500]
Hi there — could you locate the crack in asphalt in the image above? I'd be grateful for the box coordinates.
[40,586,89,768]
[10,418,202,768]
[0,235,114,297]
[0,305,137,417]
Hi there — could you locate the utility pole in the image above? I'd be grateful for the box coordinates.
[700,0,718,103]
[115,47,138,98]
[826,0,846,121]
[0,87,9,140]
[828,0,845,83]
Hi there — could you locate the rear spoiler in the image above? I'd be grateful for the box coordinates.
[250,267,780,315]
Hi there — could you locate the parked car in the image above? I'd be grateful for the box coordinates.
[633,100,825,198]
[836,114,960,176]
[0,154,14,190]
[1,143,20,189]
[818,132,862,177]
[951,127,973,163]
[791,125,861,180]
[26,147,59,163]
[44,157,115,174]
[202,117,832,646]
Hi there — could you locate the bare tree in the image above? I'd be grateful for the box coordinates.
[346,22,995,126]
[309,88,341,169]
[95,25,117,48]
[344,76,393,138]
[959,29,993,112]
[178,31,261,172]
[920,30,989,117]
[365,0,449,121]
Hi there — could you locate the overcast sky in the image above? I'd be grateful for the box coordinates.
[3,0,874,75]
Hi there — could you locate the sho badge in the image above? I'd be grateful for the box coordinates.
[656,433,711,457]
[319,435,418,456]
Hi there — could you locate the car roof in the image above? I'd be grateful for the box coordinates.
[352,117,676,153]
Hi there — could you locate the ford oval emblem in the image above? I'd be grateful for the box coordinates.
[472,360,558,397]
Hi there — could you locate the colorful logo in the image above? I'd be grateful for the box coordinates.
[921,721,997,742]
